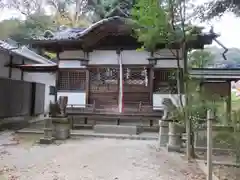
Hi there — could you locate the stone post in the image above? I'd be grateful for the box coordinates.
[40,118,54,144]
[59,96,68,116]
[167,122,182,152]
[53,117,70,140]
[158,120,169,147]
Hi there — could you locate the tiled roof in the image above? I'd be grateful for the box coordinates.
[33,16,130,40]
[33,16,218,44]
[208,61,240,69]
[42,27,86,40]
[0,40,55,64]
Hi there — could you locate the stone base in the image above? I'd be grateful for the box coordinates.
[159,135,169,147]
[167,144,181,152]
[39,137,54,144]
[94,125,138,135]
[158,120,169,147]
[53,123,70,140]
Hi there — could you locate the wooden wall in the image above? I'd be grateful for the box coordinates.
[0,77,45,118]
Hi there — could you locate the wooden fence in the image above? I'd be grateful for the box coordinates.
[0,77,45,118]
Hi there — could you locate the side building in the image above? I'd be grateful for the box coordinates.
[0,40,57,125]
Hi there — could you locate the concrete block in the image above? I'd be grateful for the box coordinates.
[39,137,54,144]
[94,125,139,135]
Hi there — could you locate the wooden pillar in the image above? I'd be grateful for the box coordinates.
[8,55,13,78]
[85,69,90,104]
[149,51,154,106]
[226,80,232,124]
[149,66,154,106]
[21,58,24,80]
[85,51,90,105]
[55,52,60,102]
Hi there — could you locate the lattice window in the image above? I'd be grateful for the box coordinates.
[124,67,148,86]
[58,70,86,91]
[89,67,119,92]
[90,67,118,84]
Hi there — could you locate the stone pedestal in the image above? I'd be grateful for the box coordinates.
[158,120,169,147]
[52,117,70,140]
[40,119,54,144]
[167,122,182,152]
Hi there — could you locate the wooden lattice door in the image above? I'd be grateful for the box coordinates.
[89,67,119,109]
[123,66,151,108]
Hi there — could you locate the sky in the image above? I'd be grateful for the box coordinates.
[201,13,240,49]
[0,8,240,49]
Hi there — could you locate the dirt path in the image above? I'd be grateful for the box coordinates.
[0,133,206,180]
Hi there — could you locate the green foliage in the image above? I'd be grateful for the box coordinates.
[131,0,171,50]
[213,111,240,164]
[0,19,21,40]
[88,0,135,21]
[0,14,55,43]
[171,79,221,128]
[188,50,215,68]
[131,0,205,51]
[10,14,55,43]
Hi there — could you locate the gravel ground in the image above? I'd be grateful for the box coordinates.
[213,165,240,180]
[0,133,206,180]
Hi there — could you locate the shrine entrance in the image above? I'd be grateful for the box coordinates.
[88,66,151,112]
[123,66,151,110]
[89,67,119,111]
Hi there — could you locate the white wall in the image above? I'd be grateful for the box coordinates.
[121,50,150,64]
[59,60,85,68]
[89,50,118,64]
[58,59,86,107]
[24,71,56,113]
[57,92,86,107]
[59,50,86,59]
[87,49,182,67]
[89,50,149,65]
[153,94,185,110]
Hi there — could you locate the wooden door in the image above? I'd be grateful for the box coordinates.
[88,67,119,110]
[123,67,151,110]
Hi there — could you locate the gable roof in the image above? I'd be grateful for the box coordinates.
[0,40,55,64]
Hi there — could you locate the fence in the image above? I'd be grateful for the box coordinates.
[193,110,240,180]
[0,77,45,118]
